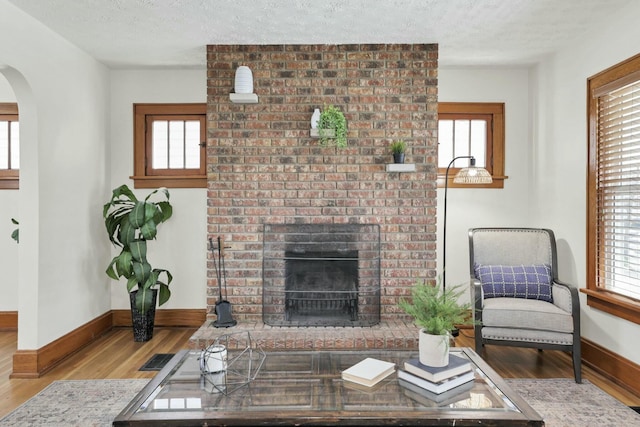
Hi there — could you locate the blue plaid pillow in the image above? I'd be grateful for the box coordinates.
[474,264,553,302]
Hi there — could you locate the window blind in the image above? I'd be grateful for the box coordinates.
[596,80,640,300]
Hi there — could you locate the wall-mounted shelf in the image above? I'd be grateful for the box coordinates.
[230,93,258,104]
[310,129,335,138]
[386,163,416,172]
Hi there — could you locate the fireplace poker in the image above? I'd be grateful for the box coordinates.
[209,237,237,328]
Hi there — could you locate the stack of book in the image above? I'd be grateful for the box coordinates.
[397,354,475,405]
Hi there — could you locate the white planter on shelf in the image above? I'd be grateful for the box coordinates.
[418,329,450,367]
[234,66,253,94]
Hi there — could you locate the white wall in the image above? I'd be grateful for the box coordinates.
[2,0,640,367]
[438,67,532,294]
[0,74,19,311]
[109,70,208,310]
[532,2,640,364]
[0,1,110,348]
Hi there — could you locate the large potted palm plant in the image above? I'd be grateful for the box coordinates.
[103,184,173,341]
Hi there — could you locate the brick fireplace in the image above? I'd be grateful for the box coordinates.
[202,44,438,343]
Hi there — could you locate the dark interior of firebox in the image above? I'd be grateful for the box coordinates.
[284,250,359,324]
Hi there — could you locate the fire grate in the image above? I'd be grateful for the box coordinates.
[262,223,380,327]
[285,292,358,321]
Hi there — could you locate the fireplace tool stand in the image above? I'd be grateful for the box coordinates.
[209,237,237,328]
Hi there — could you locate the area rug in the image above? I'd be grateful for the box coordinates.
[504,378,640,427]
[1,378,639,426]
[0,379,149,426]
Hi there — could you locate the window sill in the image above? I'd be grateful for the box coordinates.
[580,287,640,325]
[0,176,19,190]
[130,175,206,189]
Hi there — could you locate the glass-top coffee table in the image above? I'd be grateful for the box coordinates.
[113,347,543,426]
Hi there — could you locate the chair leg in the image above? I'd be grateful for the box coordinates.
[474,327,483,354]
[572,351,582,383]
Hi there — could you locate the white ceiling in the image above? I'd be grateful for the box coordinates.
[6,0,633,69]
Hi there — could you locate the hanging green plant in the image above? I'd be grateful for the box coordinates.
[317,104,348,148]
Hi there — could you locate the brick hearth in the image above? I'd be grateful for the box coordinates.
[189,320,421,351]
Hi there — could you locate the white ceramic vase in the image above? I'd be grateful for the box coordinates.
[311,108,321,129]
[418,329,450,367]
[234,66,253,94]
[199,344,228,373]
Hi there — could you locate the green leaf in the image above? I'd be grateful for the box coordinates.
[140,219,157,240]
[155,201,173,223]
[105,257,119,280]
[129,240,147,263]
[112,184,138,203]
[144,202,157,222]
[132,260,151,284]
[144,187,170,204]
[118,217,136,246]
[126,276,138,293]
[154,269,173,306]
[105,206,134,246]
[318,104,348,148]
[158,284,171,306]
[115,250,133,277]
[129,202,146,228]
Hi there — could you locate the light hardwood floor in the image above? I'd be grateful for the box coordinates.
[0,327,196,419]
[0,327,639,419]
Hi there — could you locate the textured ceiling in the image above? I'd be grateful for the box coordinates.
[6,0,633,69]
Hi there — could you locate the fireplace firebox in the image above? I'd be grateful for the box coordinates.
[262,224,380,327]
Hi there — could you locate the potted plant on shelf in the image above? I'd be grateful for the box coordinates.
[103,184,173,342]
[317,104,348,148]
[389,140,407,163]
[399,278,472,367]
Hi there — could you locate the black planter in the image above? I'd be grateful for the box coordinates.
[129,289,158,342]
[393,153,405,164]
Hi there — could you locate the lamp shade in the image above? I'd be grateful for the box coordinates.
[453,166,493,184]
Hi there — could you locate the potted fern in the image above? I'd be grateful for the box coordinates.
[317,104,348,148]
[399,278,472,367]
[103,184,173,341]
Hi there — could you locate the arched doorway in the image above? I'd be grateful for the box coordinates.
[0,71,19,331]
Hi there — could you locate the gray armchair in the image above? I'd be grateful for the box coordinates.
[468,227,581,383]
